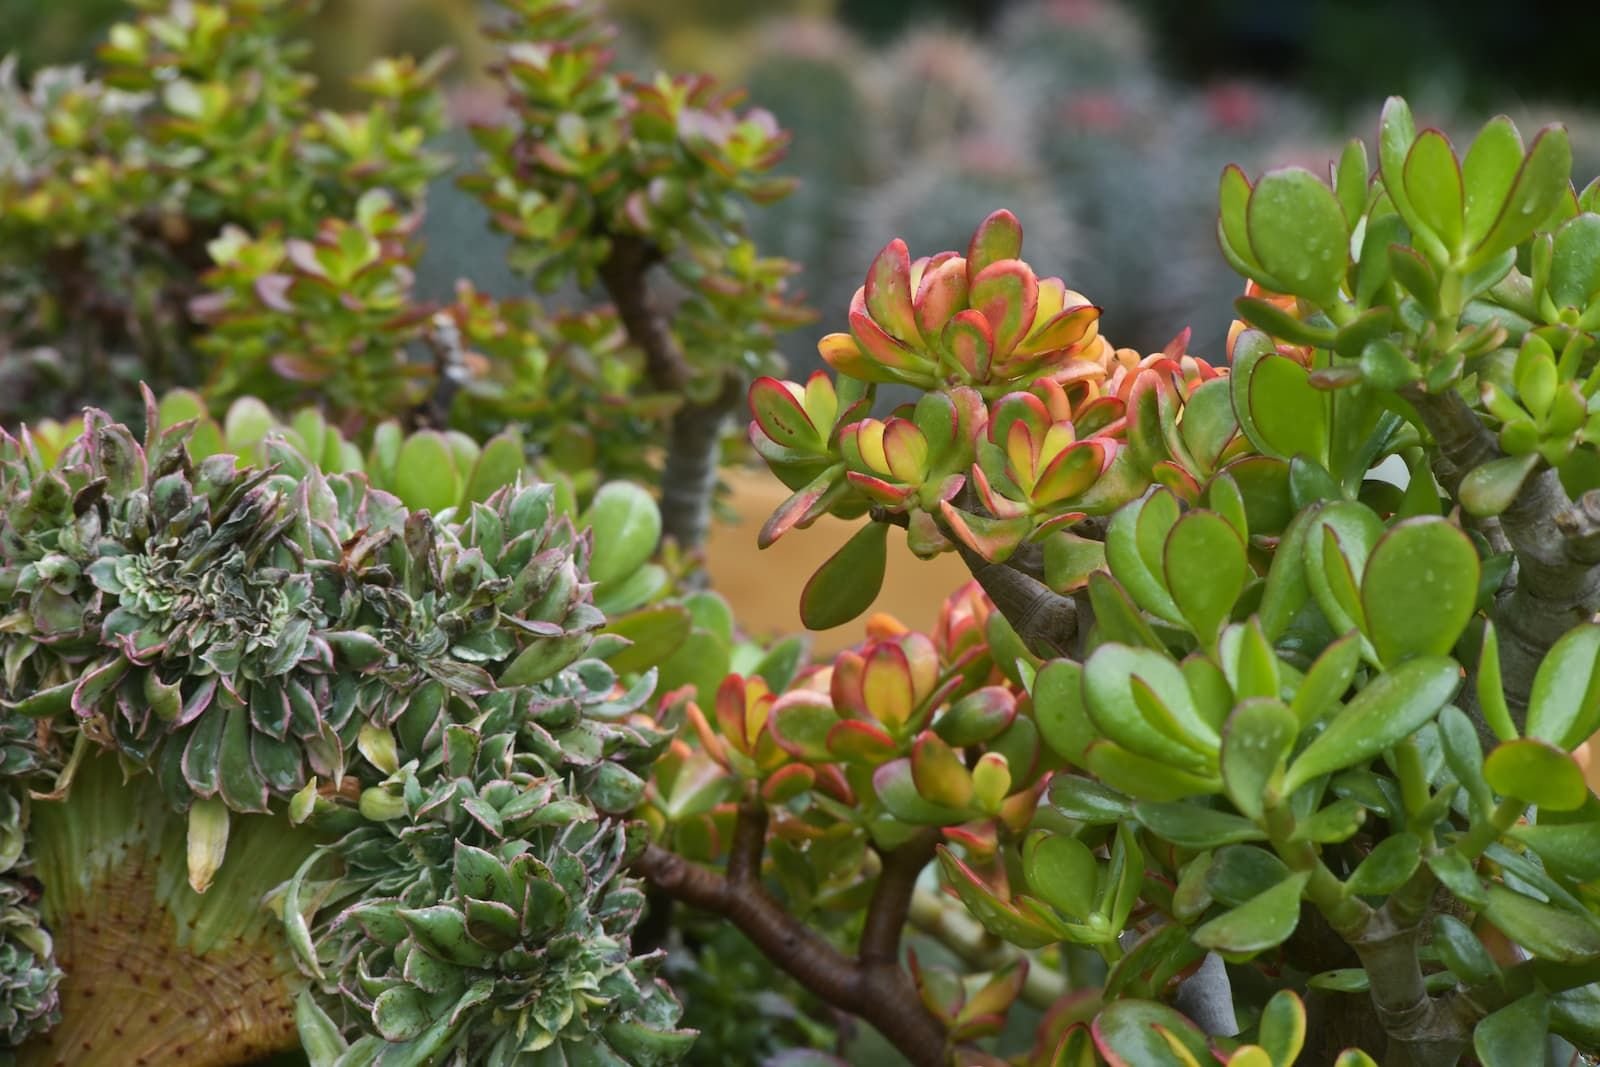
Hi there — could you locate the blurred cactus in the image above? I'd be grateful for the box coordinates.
[741,18,876,369]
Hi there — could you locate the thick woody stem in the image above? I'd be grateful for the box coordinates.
[597,233,735,551]
[634,806,952,1067]
[954,544,1081,659]
[1404,386,1600,717]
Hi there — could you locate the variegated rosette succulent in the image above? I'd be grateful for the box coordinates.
[0,713,61,1049]
[285,660,688,1066]
[748,211,1279,631]
[0,396,687,1063]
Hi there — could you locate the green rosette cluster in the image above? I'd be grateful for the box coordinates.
[0,394,688,1064]
[288,664,688,1066]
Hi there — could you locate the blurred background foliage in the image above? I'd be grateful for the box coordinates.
[9,0,1600,368]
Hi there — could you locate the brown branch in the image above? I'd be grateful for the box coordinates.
[860,830,939,966]
[867,505,1084,658]
[634,804,952,1067]
[597,234,736,551]
[955,544,1082,660]
[597,234,689,393]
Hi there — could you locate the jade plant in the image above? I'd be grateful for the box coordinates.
[717,102,1600,1065]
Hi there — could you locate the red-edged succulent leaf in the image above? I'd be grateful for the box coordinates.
[864,238,921,344]
[749,376,820,449]
[970,462,1030,520]
[968,210,1025,280]
[758,466,847,548]
[819,331,903,384]
[845,471,914,506]
[761,762,816,804]
[877,758,970,824]
[971,752,1013,814]
[944,309,996,380]
[1151,461,1202,504]
[862,640,917,733]
[1125,371,1174,474]
[826,718,899,764]
[970,260,1041,358]
[1033,439,1109,506]
[1075,395,1126,437]
[936,686,1019,747]
[915,255,971,340]
[940,501,1033,562]
[912,733,974,809]
[882,419,931,484]
[1015,304,1101,357]
[937,845,1062,949]
[850,307,928,374]
[769,691,842,762]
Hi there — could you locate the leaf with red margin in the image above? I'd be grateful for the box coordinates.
[758,466,847,548]
[967,209,1025,280]
[826,719,898,764]
[748,376,819,450]
[864,238,921,344]
[913,254,969,340]
[1033,440,1108,506]
[936,845,1062,949]
[911,733,973,809]
[943,309,994,380]
[769,691,841,762]
[1014,304,1101,357]
[939,501,1032,562]
[818,331,903,384]
[850,309,927,373]
[970,259,1040,357]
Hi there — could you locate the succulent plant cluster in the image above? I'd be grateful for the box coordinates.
[0,394,690,1061]
[285,658,688,1066]
[0,0,448,424]
[749,211,1291,629]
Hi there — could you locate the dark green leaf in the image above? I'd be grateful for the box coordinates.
[1345,832,1421,895]
[1475,994,1550,1067]
[1192,871,1310,957]
[1482,885,1600,964]
[1283,656,1461,794]
[799,521,888,630]
[1133,801,1266,849]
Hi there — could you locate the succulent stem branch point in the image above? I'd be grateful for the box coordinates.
[635,804,952,1067]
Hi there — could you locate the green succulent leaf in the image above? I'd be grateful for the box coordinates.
[1192,870,1310,958]
[1245,168,1350,305]
[1359,518,1480,666]
[1283,657,1461,794]
[799,521,888,630]
[1483,739,1587,811]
